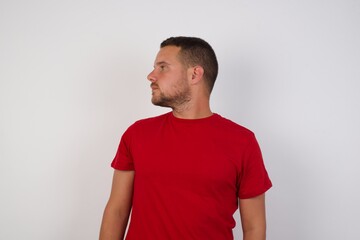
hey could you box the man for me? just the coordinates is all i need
[99,36,272,240]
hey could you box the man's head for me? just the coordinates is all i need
[148,45,191,108]
[160,36,218,94]
[147,36,218,110]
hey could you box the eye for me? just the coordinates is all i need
[159,65,166,71]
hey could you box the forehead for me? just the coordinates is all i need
[155,46,181,64]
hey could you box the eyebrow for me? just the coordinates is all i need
[154,61,170,67]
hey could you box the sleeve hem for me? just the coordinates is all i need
[238,183,272,199]
[111,162,134,171]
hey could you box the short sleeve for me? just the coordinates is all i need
[238,134,272,199]
[111,125,135,171]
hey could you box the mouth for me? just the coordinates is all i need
[150,83,159,91]
[150,84,158,96]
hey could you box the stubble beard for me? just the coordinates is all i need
[151,86,191,109]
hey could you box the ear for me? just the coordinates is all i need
[189,66,204,85]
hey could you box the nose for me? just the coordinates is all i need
[147,69,156,82]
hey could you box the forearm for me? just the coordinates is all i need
[99,205,130,240]
[243,228,266,240]
[239,194,267,240]
[100,170,134,240]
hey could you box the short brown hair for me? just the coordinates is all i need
[161,36,218,93]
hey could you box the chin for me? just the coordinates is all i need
[152,99,170,108]
[151,95,162,105]
[151,97,158,104]
[151,100,162,106]
[151,99,161,106]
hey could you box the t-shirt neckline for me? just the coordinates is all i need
[168,111,219,124]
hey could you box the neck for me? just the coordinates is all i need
[171,97,212,119]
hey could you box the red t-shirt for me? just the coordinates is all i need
[111,112,272,239]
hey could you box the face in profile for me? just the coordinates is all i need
[147,46,191,108]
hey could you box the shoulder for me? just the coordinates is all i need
[211,114,259,148]
[133,112,170,126]
[120,112,170,142]
[213,114,255,137]
[126,112,171,133]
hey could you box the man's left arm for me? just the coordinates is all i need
[239,193,267,240]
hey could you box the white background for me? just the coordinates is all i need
[1,0,359,239]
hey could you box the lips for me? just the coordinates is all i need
[150,83,159,90]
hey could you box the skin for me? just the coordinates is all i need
[240,194,267,240]
[147,46,211,119]
[99,45,267,240]
[148,47,191,109]
[99,170,134,240]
